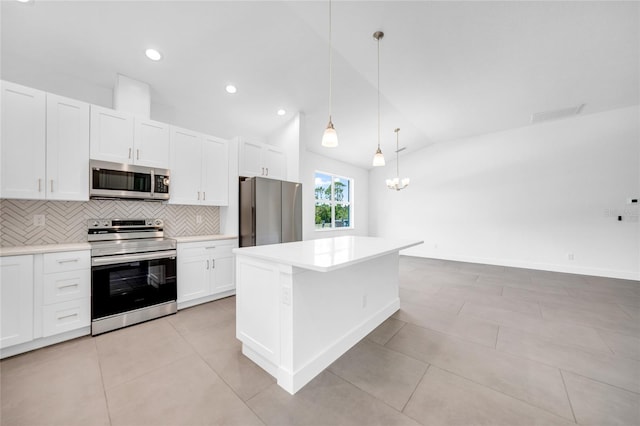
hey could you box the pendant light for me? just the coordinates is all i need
[386,128,410,190]
[372,31,385,167]
[321,0,338,148]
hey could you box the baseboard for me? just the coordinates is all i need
[1,327,90,359]
[401,250,639,281]
[177,289,236,310]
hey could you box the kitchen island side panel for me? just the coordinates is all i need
[235,251,400,394]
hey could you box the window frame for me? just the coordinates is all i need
[314,171,354,231]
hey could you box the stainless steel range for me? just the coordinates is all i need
[89,218,177,335]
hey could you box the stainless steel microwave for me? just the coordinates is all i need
[89,160,170,200]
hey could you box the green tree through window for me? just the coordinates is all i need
[314,172,352,229]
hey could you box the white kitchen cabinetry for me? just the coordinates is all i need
[46,93,90,201]
[41,251,91,337]
[90,105,169,168]
[0,249,91,359]
[0,255,34,348]
[1,81,46,200]
[169,126,229,206]
[0,81,90,201]
[177,239,237,309]
[239,139,286,180]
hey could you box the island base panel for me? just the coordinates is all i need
[236,252,401,394]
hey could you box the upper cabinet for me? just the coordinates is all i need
[169,126,229,206]
[90,105,169,169]
[1,81,89,201]
[46,93,90,201]
[239,139,286,180]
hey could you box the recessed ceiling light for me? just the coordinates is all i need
[277,109,286,116]
[16,0,33,3]
[145,48,162,61]
[225,85,237,94]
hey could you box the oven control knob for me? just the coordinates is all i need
[92,220,99,227]
[155,219,162,226]
[146,219,153,225]
[102,221,109,227]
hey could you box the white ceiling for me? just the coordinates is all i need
[2,1,638,169]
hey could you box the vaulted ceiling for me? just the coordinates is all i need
[2,1,638,169]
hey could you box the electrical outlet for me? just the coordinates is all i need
[567,253,574,261]
[33,214,45,226]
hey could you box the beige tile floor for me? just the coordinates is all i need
[1,256,639,426]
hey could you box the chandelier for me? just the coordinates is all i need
[386,128,410,190]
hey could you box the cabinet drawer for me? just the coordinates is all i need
[42,298,90,337]
[43,250,90,274]
[43,269,90,305]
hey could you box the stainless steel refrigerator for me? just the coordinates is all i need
[239,177,302,247]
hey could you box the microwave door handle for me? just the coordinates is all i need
[150,169,155,197]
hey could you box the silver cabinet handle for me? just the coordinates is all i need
[197,191,201,200]
[266,168,269,176]
[203,192,206,200]
[57,282,79,289]
[212,259,215,269]
[38,178,42,192]
[136,149,140,160]
[206,259,210,270]
[128,147,132,159]
[57,258,79,264]
[50,179,54,192]
[57,313,78,320]
[261,167,265,176]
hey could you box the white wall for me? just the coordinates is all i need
[369,106,640,280]
[267,114,301,182]
[300,149,369,241]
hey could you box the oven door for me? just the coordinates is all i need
[91,250,177,321]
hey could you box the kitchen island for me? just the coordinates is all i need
[233,236,423,394]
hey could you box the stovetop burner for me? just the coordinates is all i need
[88,218,175,256]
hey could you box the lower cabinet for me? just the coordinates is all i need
[0,250,90,358]
[177,239,237,309]
[0,255,34,348]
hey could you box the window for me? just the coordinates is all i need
[314,171,353,230]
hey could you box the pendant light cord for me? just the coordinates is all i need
[395,128,400,178]
[377,35,381,150]
[328,0,333,120]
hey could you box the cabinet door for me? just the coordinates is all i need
[177,246,210,303]
[134,119,170,168]
[0,255,34,348]
[46,94,90,201]
[89,105,134,163]
[263,145,287,180]
[212,255,235,293]
[201,135,229,206]
[238,140,263,177]
[0,81,46,200]
[169,127,202,205]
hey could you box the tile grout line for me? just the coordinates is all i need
[400,363,431,414]
[559,369,578,424]
[434,365,578,423]
[381,319,408,346]
[494,325,500,349]
[166,307,269,426]
[93,337,114,426]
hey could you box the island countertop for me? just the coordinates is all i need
[232,236,422,272]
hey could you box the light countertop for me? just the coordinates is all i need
[0,243,92,256]
[233,236,423,272]
[172,234,237,243]
[0,235,238,256]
